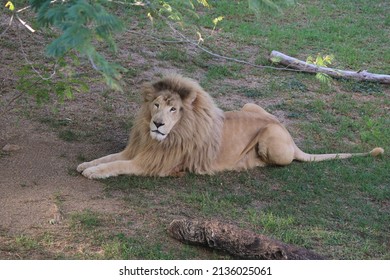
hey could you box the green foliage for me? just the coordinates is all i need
[307,54,334,86]
[29,0,126,91]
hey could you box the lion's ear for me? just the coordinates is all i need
[184,90,197,105]
[142,83,158,102]
[175,86,195,103]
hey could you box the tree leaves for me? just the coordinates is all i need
[30,0,125,91]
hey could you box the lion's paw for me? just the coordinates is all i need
[82,166,114,179]
[77,162,92,173]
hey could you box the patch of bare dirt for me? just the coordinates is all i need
[0,117,126,232]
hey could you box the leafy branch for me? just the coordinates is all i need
[29,0,127,91]
[1,0,299,100]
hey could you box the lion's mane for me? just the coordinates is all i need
[123,74,225,176]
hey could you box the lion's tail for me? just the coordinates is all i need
[293,146,384,162]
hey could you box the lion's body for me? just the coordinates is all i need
[77,74,384,179]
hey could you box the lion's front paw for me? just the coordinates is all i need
[77,162,92,173]
[81,165,115,179]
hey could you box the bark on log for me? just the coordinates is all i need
[269,50,390,84]
[168,219,325,260]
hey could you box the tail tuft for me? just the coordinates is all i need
[370,147,384,157]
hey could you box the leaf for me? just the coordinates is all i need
[196,0,210,7]
[323,54,334,65]
[196,31,204,43]
[315,73,332,85]
[212,16,224,26]
[306,54,334,67]
[270,56,282,63]
[147,12,154,22]
[162,3,173,13]
[5,1,15,11]
[316,55,324,66]
[306,55,314,64]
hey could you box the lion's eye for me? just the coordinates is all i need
[154,103,159,108]
[170,107,177,112]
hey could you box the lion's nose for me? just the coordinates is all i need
[153,121,164,128]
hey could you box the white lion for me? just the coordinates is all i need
[77,74,384,179]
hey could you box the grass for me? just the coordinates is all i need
[2,0,389,260]
[196,0,390,72]
[70,210,102,230]
[100,152,389,259]
[157,47,189,65]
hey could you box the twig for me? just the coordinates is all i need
[88,54,100,71]
[0,14,14,38]
[15,14,35,33]
[17,32,58,80]
[0,92,23,118]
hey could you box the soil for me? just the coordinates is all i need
[1,118,119,226]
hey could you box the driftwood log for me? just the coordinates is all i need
[269,50,390,84]
[168,219,324,260]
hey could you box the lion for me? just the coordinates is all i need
[77,74,384,179]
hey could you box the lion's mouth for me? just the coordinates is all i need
[151,130,165,136]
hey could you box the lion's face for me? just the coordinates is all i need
[149,92,183,141]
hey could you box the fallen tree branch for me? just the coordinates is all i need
[168,219,325,260]
[270,50,390,84]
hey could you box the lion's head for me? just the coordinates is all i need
[147,90,185,141]
[124,74,224,175]
[143,76,198,142]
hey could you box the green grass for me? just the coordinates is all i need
[194,0,390,72]
[70,210,102,230]
[103,233,182,260]
[99,153,389,259]
[157,47,189,65]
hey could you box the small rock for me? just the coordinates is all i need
[2,144,21,152]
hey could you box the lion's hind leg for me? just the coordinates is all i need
[77,152,127,173]
[256,124,295,166]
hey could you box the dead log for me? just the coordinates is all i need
[168,219,325,260]
[269,50,390,84]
